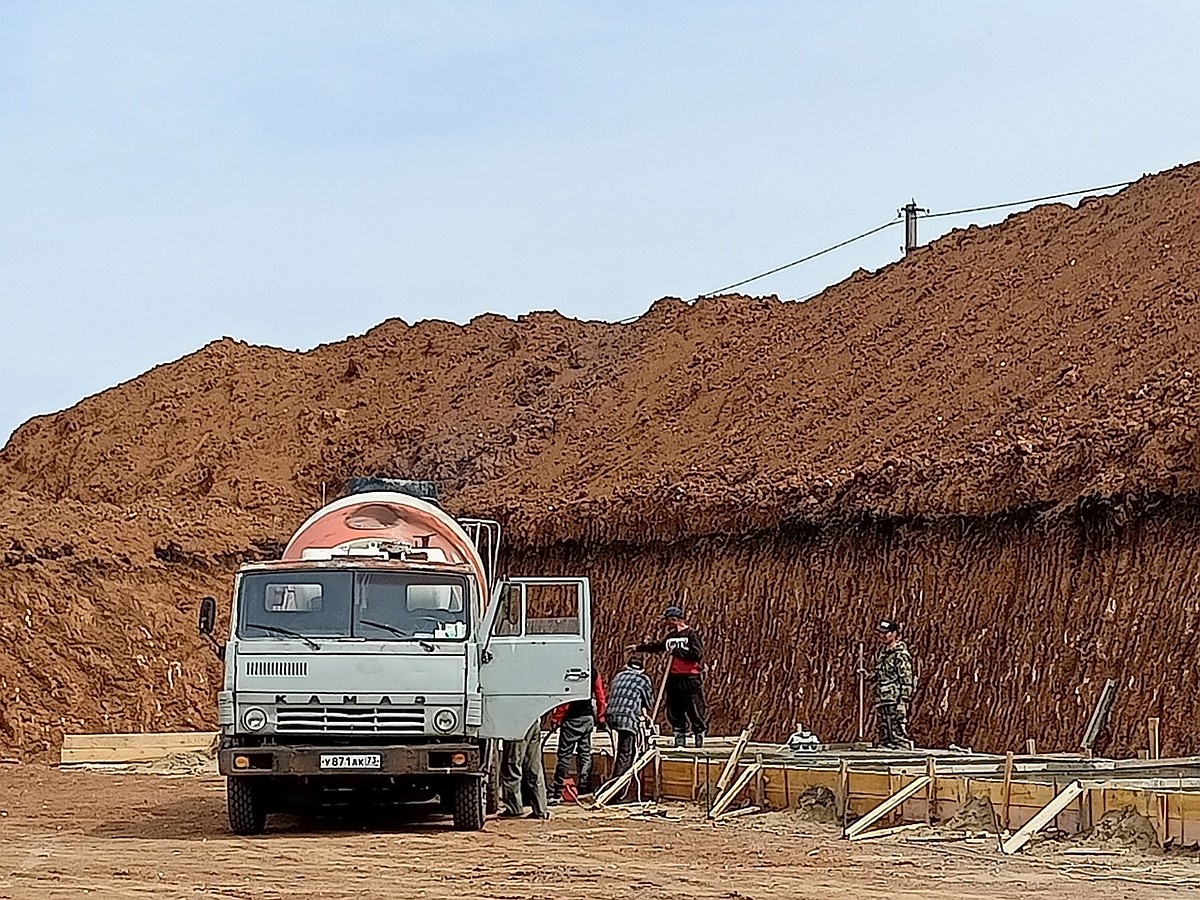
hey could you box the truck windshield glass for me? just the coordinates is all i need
[354,572,468,641]
[237,570,469,642]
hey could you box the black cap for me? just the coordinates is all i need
[628,655,646,670]
[877,619,900,634]
[663,606,684,620]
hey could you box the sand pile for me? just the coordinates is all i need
[3,162,1200,758]
[1076,806,1160,851]
[943,795,999,834]
[794,786,840,825]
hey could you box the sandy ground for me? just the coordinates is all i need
[1,766,1198,900]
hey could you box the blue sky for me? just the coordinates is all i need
[2,1,1198,442]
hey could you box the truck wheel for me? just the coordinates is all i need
[227,777,267,835]
[451,776,486,831]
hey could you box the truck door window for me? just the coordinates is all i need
[492,583,522,637]
[525,582,581,636]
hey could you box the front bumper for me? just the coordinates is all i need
[219,742,483,777]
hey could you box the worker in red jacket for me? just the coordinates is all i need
[636,605,706,747]
[548,670,607,802]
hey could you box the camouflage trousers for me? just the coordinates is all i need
[876,701,912,750]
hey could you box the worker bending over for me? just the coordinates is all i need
[606,655,654,788]
[636,606,706,748]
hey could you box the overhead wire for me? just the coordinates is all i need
[919,180,1131,220]
[700,216,901,298]
[697,178,1133,299]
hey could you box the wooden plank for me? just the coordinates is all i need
[61,747,208,764]
[1080,678,1118,752]
[592,747,658,807]
[1000,781,1084,855]
[60,732,217,764]
[715,805,761,821]
[1001,751,1015,831]
[715,719,757,792]
[62,732,217,751]
[709,764,763,819]
[848,822,927,842]
[843,775,931,839]
[925,757,937,825]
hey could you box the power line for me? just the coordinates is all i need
[700,217,901,298]
[697,178,1133,299]
[919,180,1131,220]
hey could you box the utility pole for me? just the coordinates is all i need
[901,199,928,255]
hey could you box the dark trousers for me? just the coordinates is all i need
[551,713,594,795]
[612,728,638,780]
[665,674,706,738]
[876,701,912,750]
[610,727,641,803]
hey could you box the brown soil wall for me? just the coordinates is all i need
[514,505,1200,756]
[4,505,1199,759]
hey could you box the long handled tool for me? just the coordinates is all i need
[857,642,866,741]
[648,659,671,734]
[648,586,687,737]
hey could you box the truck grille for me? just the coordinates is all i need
[275,706,425,735]
[246,660,308,677]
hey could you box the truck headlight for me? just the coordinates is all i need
[242,707,268,732]
[433,709,458,733]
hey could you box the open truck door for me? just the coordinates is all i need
[478,577,592,739]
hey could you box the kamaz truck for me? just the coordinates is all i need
[197,480,592,834]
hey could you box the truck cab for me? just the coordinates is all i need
[198,485,591,834]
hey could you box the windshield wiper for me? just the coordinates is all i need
[245,622,321,651]
[360,619,435,653]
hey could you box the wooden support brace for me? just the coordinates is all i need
[708,763,763,819]
[925,757,937,825]
[1001,751,1015,832]
[593,747,658,807]
[715,718,757,792]
[1000,780,1085,855]
[754,753,765,808]
[715,805,761,822]
[838,759,850,828]
[843,775,931,840]
[848,822,928,843]
[1080,678,1119,753]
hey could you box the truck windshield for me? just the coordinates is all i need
[237,570,470,642]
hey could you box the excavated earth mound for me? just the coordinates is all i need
[2,162,1200,758]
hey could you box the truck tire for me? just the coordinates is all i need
[451,775,486,831]
[227,777,267,835]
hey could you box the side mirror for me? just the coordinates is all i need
[198,596,217,636]
[198,596,225,660]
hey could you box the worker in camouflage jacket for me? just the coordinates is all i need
[874,619,915,750]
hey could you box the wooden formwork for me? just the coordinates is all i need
[647,748,1200,846]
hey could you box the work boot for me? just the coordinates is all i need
[673,733,687,748]
[693,733,704,749]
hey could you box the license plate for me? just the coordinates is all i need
[319,753,381,770]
